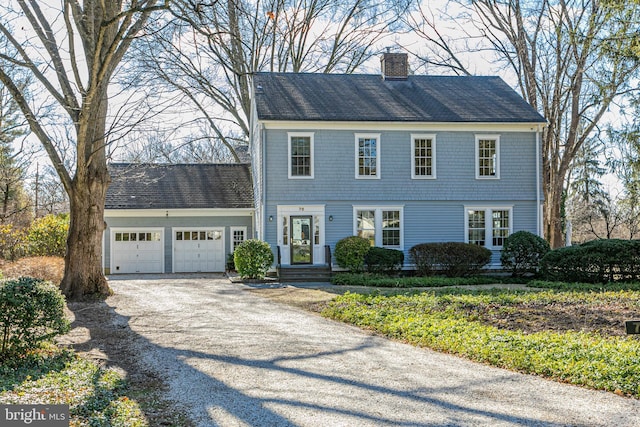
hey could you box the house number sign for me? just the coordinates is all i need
[625,320,640,335]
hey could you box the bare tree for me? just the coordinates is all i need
[125,0,410,162]
[0,1,167,299]
[404,0,640,247]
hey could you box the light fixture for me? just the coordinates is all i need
[329,215,333,222]
[268,215,273,222]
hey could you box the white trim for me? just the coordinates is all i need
[355,133,381,179]
[110,227,164,274]
[352,205,404,249]
[475,134,501,180]
[464,206,513,250]
[171,227,226,273]
[259,120,545,133]
[104,208,253,218]
[536,125,543,238]
[411,133,437,179]
[276,205,326,265]
[230,226,247,252]
[287,132,315,179]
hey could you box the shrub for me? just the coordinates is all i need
[500,231,550,277]
[0,224,25,260]
[233,239,274,279]
[0,277,70,361]
[364,247,404,274]
[540,239,640,283]
[409,242,492,277]
[334,236,372,272]
[25,214,69,257]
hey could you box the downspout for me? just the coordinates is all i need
[536,125,542,238]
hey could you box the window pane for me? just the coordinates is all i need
[492,210,510,247]
[130,233,137,241]
[357,210,376,245]
[478,139,497,176]
[176,232,182,241]
[358,137,377,177]
[192,232,199,240]
[282,216,288,245]
[382,210,400,247]
[468,210,485,246]
[414,138,433,176]
[291,136,311,176]
[115,233,122,241]
[122,233,129,242]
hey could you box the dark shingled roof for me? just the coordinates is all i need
[253,73,546,123]
[106,163,253,210]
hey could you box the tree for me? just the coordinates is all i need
[125,0,410,162]
[0,1,167,299]
[405,0,640,247]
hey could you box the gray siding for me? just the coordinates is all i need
[104,215,252,273]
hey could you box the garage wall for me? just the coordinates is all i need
[104,214,253,274]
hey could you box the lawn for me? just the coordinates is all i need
[321,286,640,398]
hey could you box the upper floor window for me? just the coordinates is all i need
[411,134,436,179]
[354,206,403,249]
[465,206,512,249]
[355,134,380,179]
[476,134,500,179]
[288,133,314,179]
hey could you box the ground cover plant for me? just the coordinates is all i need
[322,288,640,397]
[331,273,509,287]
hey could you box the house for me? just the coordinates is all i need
[103,163,253,274]
[250,53,546,269]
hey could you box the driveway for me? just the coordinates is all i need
[104,276,640,426]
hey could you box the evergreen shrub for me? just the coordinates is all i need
[364,247,404,274]
[500,231,550,277]
[410,242,492,277]
[234,239,274,279]
[334,236,371,272]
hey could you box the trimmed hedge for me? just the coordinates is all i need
[500,231,550,277]
[334,236,371,272]
[409,242,492,277]
[0,277,70,361]
[234,239,274,279]
[364,247,404,274]
[540,239,640,283]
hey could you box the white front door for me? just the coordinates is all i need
[173,228,225,272]
[111,229,163,274]
[277,205,325,266]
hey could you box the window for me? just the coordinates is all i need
[476,135,500,179]
[411,134,436,179]
[465,207,512,249]
[231,227,246,251]
[288,133,314,178]
[354,207,403,248]
[355,134,380,179]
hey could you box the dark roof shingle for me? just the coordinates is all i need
[253,73,545,123]
[106,163,253,210]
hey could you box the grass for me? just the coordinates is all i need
[322,288,640,398]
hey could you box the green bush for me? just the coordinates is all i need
[0,277,70,361]
[25,214,69,257]
[540,239,640,283]
[500,231,550,277]
[364,247,404,274]
[334,236,371,272]
[330,272,498,287]
[233,239,274,279]
[409,242,492,277]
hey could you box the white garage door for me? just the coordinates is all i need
[111,229,163,274]
[174,228,225,273]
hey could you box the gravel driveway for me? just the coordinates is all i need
[105,276,640,426]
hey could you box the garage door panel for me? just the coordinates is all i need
[111,230,163,274]
[174,228,224,273]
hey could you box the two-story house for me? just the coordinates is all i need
[250,53,546,270]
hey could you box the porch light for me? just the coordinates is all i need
[269,215,273,221]
[329,215,333,221]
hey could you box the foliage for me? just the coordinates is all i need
[540,239,640,283]
[0,256,65,284]
[24,214,69,257]
[0,345,148,426]
[409,242,492,277]
[323,290,640,397]
[364,247,404,274]
[530,280,640,292]
[500,231,550,276]
[334,236,372,272]
[0,277,69,361]
[0,224,25,260]
[234,239,274,279]
[331,273,501,288]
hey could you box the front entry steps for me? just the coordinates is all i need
[278,265,332,282]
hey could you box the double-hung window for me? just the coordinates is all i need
[288,133,314,179]
[465,207,512,249]
[354,207,403,248]
[476,134,500,179]
[355,134,380,179]
[411,134,436,179]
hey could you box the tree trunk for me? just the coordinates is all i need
[544,176,565,249]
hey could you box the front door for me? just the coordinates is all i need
[290,216,312,264]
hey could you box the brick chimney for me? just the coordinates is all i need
[380,52,408,80]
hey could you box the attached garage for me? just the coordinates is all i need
[173,228,225,272]
[111,229,163,274]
